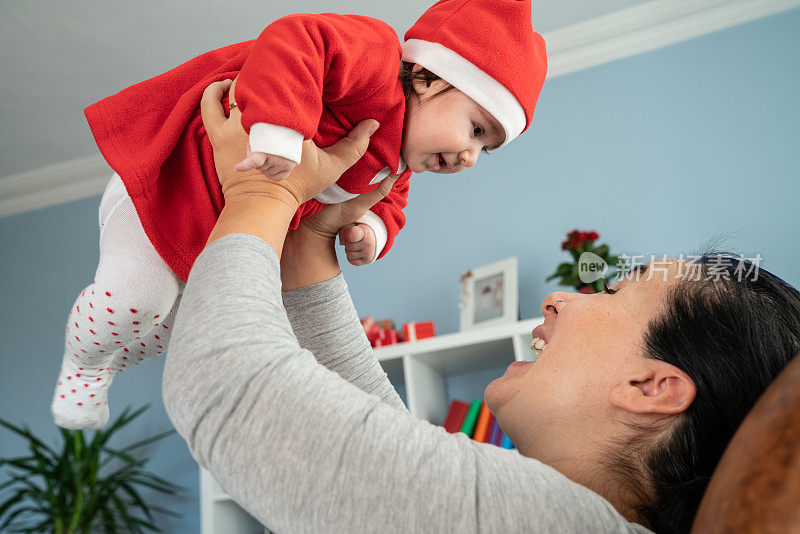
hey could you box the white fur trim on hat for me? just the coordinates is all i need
[402,39,525,149]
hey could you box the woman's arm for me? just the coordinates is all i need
[203,81,405,408]
[163,233,649,533]
[281,225,407,410]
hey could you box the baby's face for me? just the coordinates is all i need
[401,79,505,174]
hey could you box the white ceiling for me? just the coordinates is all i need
[0,0,648,178]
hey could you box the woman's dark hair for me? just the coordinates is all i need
[610,253,800,533]
[398,61,455,101]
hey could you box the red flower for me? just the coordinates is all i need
[561,230,600,251]
[576,231,598,242]
[578,285,595,294]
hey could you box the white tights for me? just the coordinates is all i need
[51,174,184,429]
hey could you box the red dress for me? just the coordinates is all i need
[85,13,412,282]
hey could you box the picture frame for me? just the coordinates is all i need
[459,257,518,332]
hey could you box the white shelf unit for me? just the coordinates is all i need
[200,468,266,534]
[200,316,545,533]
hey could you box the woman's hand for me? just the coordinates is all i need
[278,175,397,290]
[200,79,379,208]
[200,79,379,255]
[302,175,398,240]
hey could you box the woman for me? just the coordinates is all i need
[162,80,800,533]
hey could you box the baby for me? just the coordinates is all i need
[52,0,547,429]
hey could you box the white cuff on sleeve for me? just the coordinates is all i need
[357,211,388,263]
[248,123,304,165]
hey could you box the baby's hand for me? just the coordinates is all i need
[338,223,377,266]
[234,143,296,182]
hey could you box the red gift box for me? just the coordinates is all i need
[378,319,396,331]
[362,316,401,348]
[374,328,399,347]
[402,321,435,342]
[360,317,380,345]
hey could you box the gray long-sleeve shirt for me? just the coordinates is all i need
[162,234,653,533]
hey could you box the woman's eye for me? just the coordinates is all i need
[603,281,618,295]
[473,124,484,136]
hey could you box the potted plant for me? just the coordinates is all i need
[0,405,182,533]
[546,230,620,293]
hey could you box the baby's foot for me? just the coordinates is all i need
[51,352,114,430]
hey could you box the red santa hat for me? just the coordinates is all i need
[403,0,547,149]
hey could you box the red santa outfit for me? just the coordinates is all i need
[55,0,547,430]
[86,14,410,282]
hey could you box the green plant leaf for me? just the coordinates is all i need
[1,406,181,533]
[556,262,573,274]
[547,263,573,282]
[111,494,136,532]
[146,503,182,518]
[92,406,150,452]
[101,505,118,534]
[1,506,41,532]
[74,430,85,461]
[0,474,34,493]
[128,474,181,494]
[0,420,56,459]
[0,456,38,472]
[127,514,162,532]
[0,501,48,531]
[9,515,53,533]
[118,482,154,522]
[0,476,46,500]
[0,490,29,525]
[101,464,142,487]
[101,448,144,468]
[118,429,176,456]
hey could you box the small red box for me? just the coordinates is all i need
[374,329,400,347]
[361,317,381,345]
[402,321,435,342]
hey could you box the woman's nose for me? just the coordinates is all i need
[541,291,572,317]
[458,149,478,167]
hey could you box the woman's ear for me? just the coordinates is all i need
[609,360,696,416]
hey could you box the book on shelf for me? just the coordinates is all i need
[472,403,494,443]
[488,417,502,446]
[442,398,514,449]
[442,399,471,433]
[459,399,483,437]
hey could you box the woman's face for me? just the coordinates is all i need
[401,73,504,174]
[485,260,689,465]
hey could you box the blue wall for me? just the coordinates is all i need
[0,196,199,531]
[341,9,800,333]
[2,10,799,532]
